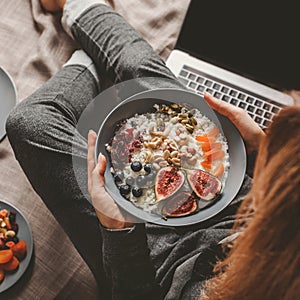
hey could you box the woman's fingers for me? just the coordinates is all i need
[204,92,242,119]
[92,153,107,188]
[97,153,107,177]
[86,131,134,229]
[203,92,265,153]
[87,130,97,193]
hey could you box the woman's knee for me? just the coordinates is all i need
[6,100,43,152]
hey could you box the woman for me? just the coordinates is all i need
[6,0,300,299]
[201,106,300,299]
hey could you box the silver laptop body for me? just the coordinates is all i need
[166,2,294,129]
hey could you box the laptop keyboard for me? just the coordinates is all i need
[178,65,284,129]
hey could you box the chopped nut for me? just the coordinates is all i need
[187,147,196,155]
[178,139,188,146]
[179,113,188,118]
[188,156,197,165]
[163,150,170,159]
[170,151,179,158]
[145,151,152,163]
[190,117,198,126]
[185,124,194,133]
[150,131,166,138]
[153,163,161,170]
[159,160,168,167]
[170,103,180,111]
[174,136,180,143]
[170,116,179,124]
[153,157,164,163]
[170,157,181,166]
[179,133,187,140]
[5,230,15,238]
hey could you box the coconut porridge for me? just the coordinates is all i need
[105,103,230,217]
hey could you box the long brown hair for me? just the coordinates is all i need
[201,106,300,300]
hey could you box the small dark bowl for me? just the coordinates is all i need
[95,88,246,226]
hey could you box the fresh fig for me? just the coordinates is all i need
[187,169,222,201]
[162,192,198,217]
[155,167,185,201]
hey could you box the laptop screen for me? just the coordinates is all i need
[176,1,300,90]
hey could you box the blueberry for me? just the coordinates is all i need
[9,211,16,224]
[146,172,156,184]
[143,164,152,174]
[125,176,135,186]
[114,171,124,183]
[11,223,19,234]
[119,184,131,196]
[131,161,142,172]
[11,236,19,244]
[136,175,147,187]
[132,186,143,197]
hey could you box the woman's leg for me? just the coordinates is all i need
[61,0,183,90]
[6,0,183,294]
[6,58,112,293]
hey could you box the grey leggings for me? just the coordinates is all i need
[6,4,183,294]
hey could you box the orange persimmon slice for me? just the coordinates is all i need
[0,250,13,264]
[201,160,212,170]
[213,162,225,177]
[207,126,220,138]
[202,142,222,152]
[196,135,209,143]
[196,135,216,143]
[2,256,19,272]
[204,149,225,161]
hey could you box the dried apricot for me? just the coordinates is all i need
[5,241,15,249]
[0,249,13,264]
[0,210,8,219]
[12,240,27,261]
[2,256,19,272]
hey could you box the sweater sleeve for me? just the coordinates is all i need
[100,223,163,300]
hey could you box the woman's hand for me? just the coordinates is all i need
[87,130,134,229]
[204,93,265,153]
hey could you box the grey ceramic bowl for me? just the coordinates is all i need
[0,200,33,293]
[96,88,246,226]
[0,67,17,141]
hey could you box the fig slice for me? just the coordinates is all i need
[187,169,222,201]
[155,166,185,202]
[162,192,198,218]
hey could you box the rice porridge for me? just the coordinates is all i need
[106,103,230,217]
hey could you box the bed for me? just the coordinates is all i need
[0,0,299,298]
[0,0,189,298]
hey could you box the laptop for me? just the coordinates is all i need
[166,1,297,129]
